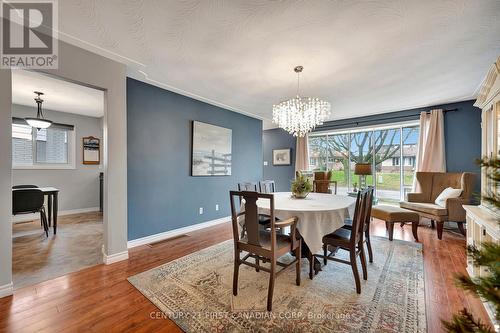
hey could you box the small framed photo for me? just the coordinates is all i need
[273,148,291,166]
[82,136,100,165]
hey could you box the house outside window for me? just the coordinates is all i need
[308,122,419,204]
[12,122,76,169]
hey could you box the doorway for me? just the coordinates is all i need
[11,70,106,289]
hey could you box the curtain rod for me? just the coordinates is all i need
[317,108,458,129]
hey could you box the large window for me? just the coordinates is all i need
[12,123,75,169]
[308,123,419,204]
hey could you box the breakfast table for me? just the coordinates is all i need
[255,192,356,276]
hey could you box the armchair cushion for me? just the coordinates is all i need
[407,192,430,203]
[430,173,464,201]
[400,201,448,216]
[434,187,462,207]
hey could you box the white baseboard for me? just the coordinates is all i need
[127,216,231,249]
[0,282,13,298]
[13,207,100,223]
[102,248,129,265]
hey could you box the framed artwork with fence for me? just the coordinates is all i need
[191,121,232,176]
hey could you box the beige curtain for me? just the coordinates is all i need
[413,109,446,191]
[295,135,309,175]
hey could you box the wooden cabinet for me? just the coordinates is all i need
[464,205,499,326]
[468,55,500,328]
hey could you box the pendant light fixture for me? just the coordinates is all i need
[25,91,52,129]
[272,66,331,137]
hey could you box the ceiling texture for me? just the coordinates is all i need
[57,0,500,128]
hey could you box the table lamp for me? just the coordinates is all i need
[354,163,372,189]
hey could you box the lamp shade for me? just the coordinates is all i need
[354,163,372,175]
[25,117,52,129]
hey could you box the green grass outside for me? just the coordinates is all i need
[328,170,414,190]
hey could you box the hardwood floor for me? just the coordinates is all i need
[0,218,491,333]
[13,212,103,289]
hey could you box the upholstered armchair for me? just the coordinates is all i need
[400,172,474,239]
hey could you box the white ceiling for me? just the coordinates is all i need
[56,0,500,128]
[11,70,104,117]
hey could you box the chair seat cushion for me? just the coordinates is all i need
[322,228,351,247]
[342,218,353,229]
[258,214,280,225]
[399,201,448,216]
[241,231,291,251]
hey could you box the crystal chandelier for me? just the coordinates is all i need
[272,66,331,137]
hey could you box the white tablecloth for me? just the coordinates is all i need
[255,192,356,254]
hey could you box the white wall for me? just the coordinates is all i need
[12,104,103,212]
[39,40,128,262]
[0,39,128,296]
[0,69,13,296]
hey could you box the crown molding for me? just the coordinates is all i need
[474,55,500,108]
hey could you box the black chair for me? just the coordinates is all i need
[342,186,375,263]
[13,185,39,189]
[12,188,49,237]
[259,180,276,194]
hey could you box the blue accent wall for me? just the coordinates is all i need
[442,101,481,174]
[262,128,296,191]
[127,78,262,241]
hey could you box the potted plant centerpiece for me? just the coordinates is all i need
[291,174,312,199]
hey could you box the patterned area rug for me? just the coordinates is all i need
[128,236,425,332]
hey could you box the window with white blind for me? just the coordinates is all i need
[12,122,75,169]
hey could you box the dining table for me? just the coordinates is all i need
[255,191,356,277]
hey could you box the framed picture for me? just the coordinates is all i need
[273,148,291,165]
[82,136,100,165]
[191,121,232,176]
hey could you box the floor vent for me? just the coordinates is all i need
[147,234,189,247]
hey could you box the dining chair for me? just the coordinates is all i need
[312,171,337,194]
[237,182,258,192]
[238,182,276,232]
[230,190,301,311]
[13,185,45,228]
[319,188,370,294]
[259,180,276,194]
[12,188,49,237]
[342,186,375,263]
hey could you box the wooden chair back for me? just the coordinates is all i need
[230,190,277,250]
[313,171,337,194]
[259,180,275,194]
[349,189,369,245]
[237,182,258,192]
[362,186,374,231]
